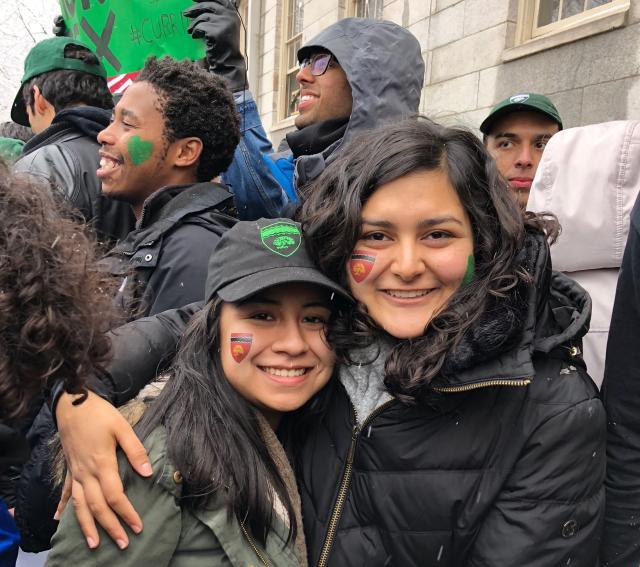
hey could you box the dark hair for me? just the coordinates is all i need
[136,56,240,181]
[137,299,302,547]
[0,162,115,421]
[299,117,558,404]
[0,122,33,143]
[22,44,113,114]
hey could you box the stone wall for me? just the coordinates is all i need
[248,0,640,145]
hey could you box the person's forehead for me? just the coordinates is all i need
[489,110,560,137]
[117,81,163,122]
[239,283,332,305]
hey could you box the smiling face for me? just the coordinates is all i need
[219,283,335,426]
[96,81,200,217]
[484,110,560,208]
[348,169,474,339]
[294,51,353,130]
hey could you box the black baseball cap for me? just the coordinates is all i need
[480,93,563,135]
[12,37,107,126]
[205,218,352,303]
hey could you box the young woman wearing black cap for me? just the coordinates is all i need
[46,219,350,567]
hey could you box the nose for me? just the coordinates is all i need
[391,240,425,281]
[271,317,309,357]
[514,145,533,169]
[97,122,115,146]
[295,63,315,85]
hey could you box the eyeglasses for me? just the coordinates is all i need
[299,53,334,76]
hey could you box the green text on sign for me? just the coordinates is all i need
[59,0,205,77]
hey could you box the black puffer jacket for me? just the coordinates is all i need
[13,107,135,245]
[297,232,605,566]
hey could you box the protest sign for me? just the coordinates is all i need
[59,0,205,93]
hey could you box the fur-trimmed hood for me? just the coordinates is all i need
[434,229,591,390]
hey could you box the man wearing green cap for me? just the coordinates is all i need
[480,93,562,209]
[12,36,134,245]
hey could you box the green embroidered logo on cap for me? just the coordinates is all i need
[260,221,302,257]
[510,93,530,103]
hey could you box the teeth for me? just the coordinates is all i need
[300,95,315,102]
[100,157,119,169]
[386,289,431,298]
[263,367,307,377]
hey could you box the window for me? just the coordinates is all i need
[280,0,304,120]
[533,0,623,36]
[348,0,383,18]
[506,0,629,60]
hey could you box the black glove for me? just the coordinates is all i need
[52,15,68,37]
[184,0,248,92]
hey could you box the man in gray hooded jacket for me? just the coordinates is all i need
[184,3,424,208]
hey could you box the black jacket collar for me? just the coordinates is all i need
[22,106,110,155]
[432,230,591,390]
[112,182,234,255]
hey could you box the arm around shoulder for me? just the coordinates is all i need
[46,428,181,567]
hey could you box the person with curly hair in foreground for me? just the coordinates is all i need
[0,160,115,564]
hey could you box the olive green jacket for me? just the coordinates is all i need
[46,426,302,567]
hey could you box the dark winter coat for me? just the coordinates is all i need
[297,231,605,566]
[100,182,236,320]
[601,194,640,566]
[13,107,135,245]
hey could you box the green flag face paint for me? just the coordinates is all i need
[230,333,252,363]
[128,135,154,166]
[349,250,376,283]
[462,255,475,287]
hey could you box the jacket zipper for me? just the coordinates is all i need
[431,377,532,393]
[316,399,396,567]
[315,377,530,565]
[240,522,272,567]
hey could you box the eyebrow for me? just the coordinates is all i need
[493,132,553,142]
[362,216,464,228]
[120,108,139,121]
[239,297,331,309]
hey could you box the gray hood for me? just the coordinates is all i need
[294,18,424,185]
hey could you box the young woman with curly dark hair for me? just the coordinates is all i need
[0,162,114,424]
[0,161,114,565]
[54,119,605,566]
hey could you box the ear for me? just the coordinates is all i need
[32,86,52,116]
[172,137,203,169]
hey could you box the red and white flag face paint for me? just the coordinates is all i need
[107,72,139,95]
[349,250,377,283]
[230,333,253,363]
